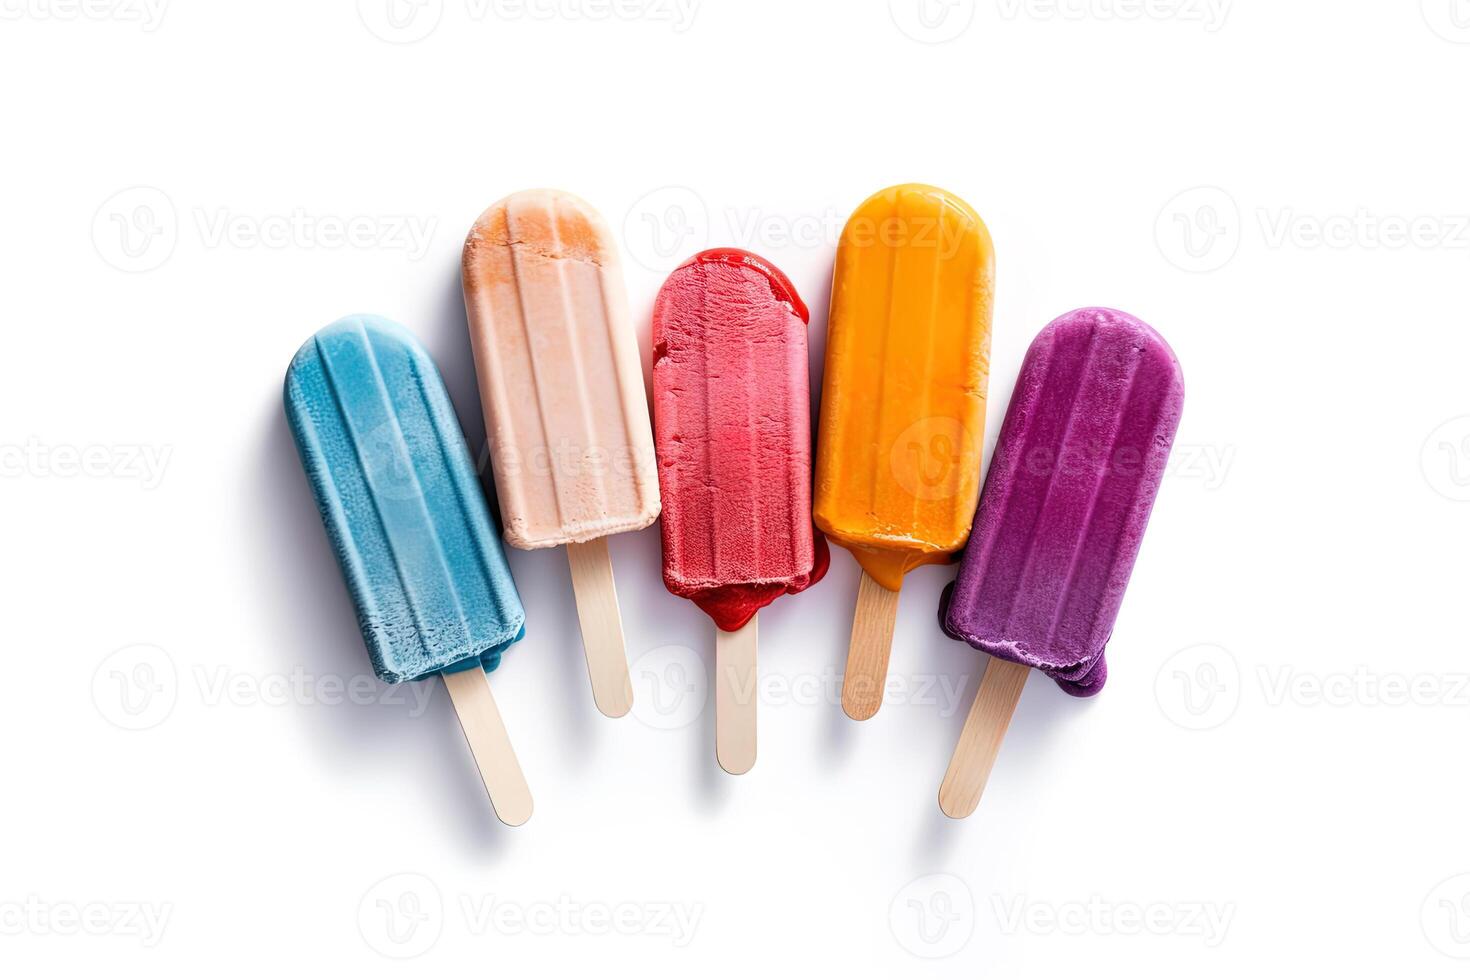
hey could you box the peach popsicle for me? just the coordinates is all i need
[462,189,660,718]
[813,184,994,721]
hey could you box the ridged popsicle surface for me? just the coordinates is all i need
[462,189,660,549]
[285,314,525,683]
[652,249,828,631]
[941,307,1184,696]
[814,184,994,590]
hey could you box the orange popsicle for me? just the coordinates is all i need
[814,184,994,720]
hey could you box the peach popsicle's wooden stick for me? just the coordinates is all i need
[566,537,634,718]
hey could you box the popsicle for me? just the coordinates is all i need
[651,248,829,774]
[937,307,1185,818]
[813,184,995,721]
[462,189,660,718]
[284,314,533,826]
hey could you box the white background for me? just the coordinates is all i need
[3,0,1469,976]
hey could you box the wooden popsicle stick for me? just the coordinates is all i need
[715,615,758,775]
[565,537,634,718]
[442,667,534,827]
[938,658,1030,819]
[841,572,902,721]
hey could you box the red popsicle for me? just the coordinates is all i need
[651,248,828,773]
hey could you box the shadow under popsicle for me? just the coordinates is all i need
[424,264,603,754]
[253,396,513,855]
[820,558,864,761]
[694,643,735,810]
[911,639,1086,864]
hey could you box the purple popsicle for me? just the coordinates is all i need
[937,307,1183,817]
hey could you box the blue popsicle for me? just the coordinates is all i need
[285,314,534,825]
[284,314,525,683]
